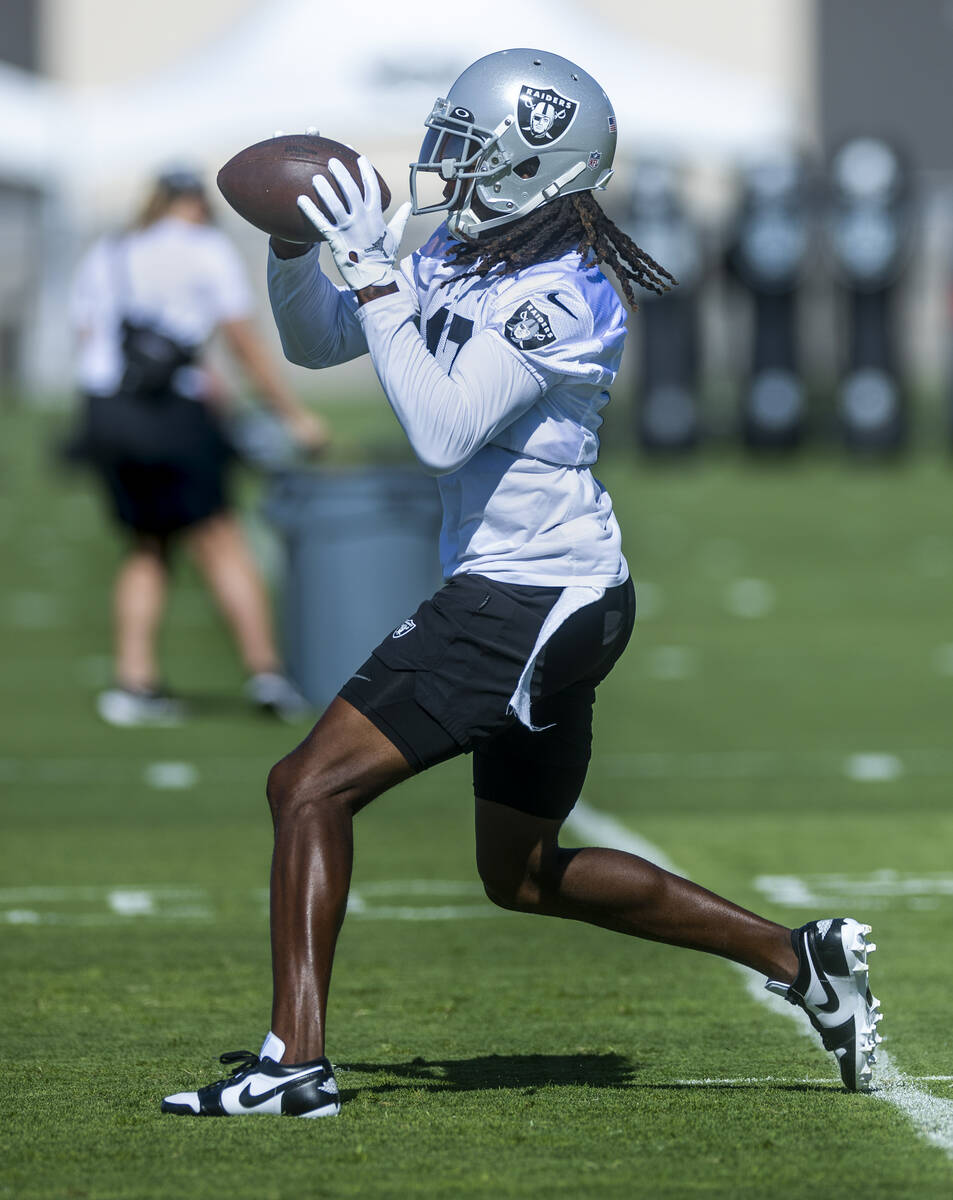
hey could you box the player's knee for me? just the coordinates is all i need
[478,853,548,913]
[266,755,297,820]
[266,750,376,825]
[265,755,333,823]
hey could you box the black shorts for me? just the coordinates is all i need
[98,454,230,538]
[81,391,232,536]
[339,573,635,821]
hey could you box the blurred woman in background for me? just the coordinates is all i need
[70,167,326,726]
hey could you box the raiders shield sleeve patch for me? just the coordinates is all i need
[503,300,557,351]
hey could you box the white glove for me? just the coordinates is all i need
[297,156,411,291]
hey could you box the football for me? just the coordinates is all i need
[216,134,392,244]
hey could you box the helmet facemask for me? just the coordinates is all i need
[409,101,506,224]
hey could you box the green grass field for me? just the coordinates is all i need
[3,400,953,1198]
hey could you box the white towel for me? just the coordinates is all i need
[507,584,605,731]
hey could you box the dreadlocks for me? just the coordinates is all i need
[443,192,677,309]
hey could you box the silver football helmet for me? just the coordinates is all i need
[410,48,617,239]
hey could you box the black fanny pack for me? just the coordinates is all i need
[119,317,196,398]
[111,236,198,398]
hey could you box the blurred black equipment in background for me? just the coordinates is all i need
[727,155,811,450]
[826,137,911,454]
[627,161,703,454]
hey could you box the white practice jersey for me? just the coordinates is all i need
[71,216,254,398]
[268,223,629,589]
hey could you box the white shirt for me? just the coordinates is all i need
[70,216,254,397]
[267,223,629,590]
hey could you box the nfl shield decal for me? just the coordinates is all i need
[504,300,557,351]
[517,85,578,147]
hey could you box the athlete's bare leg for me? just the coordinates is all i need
[186,512,281,676]
[113,536,168,691]
[265,697,414,1062]
[474,798,798,982]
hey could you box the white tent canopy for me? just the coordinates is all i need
[4,0,795,197]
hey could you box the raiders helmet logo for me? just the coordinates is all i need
[517,85,578,147]
[504,300,556,350]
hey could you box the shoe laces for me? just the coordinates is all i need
[215,1050,262,1082]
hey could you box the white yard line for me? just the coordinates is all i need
[564,799,678,873]
[869,1052,953,1158]
[564,799,953,1162]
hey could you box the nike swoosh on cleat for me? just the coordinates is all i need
[811,969,842,1014]
[238,1073,329,1108]
[803,928,843,1014]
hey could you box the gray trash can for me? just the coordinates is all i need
[263,466,443,706]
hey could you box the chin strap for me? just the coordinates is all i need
[451,160,591,239]
[539,160,588,201]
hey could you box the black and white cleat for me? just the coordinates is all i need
[162,1049,340,1118]
[766,917,882,1091]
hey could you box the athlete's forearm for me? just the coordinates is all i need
[357,292,542,475]
[267,245,367,368]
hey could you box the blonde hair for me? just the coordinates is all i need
[132,175,211,230]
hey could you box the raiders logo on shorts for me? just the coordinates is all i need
[504,300,556,350]
[517,85,578,147]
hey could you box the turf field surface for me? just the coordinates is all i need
[3,403,953,1198]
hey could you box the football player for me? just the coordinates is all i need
[162,48,880,1118]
